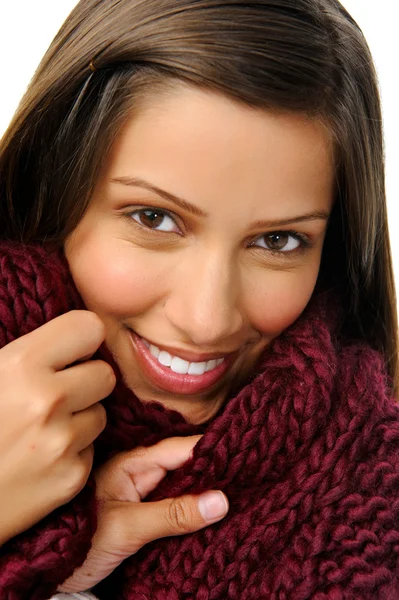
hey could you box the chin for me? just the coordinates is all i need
[137,385,227,424]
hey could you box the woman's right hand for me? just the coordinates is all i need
[0,310,115,546]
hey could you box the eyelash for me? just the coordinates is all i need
[125,206,313,257]
[127,206,182,234]
[249,231,312,258]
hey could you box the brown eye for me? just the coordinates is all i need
[139,210,164,228]
[252,231,303,252]
[265,233,290,250]
[130,209,179,232]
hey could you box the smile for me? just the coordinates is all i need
[129,331,235,395]
[143,340,225,375]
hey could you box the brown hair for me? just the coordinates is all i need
[0,0,397,390]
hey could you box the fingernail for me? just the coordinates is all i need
[198,491,229,522]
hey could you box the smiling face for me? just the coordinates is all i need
[64,85,335,424]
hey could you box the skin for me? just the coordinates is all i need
[65,84,335,425]
[62,86,336,591]
[1,85,336,590]
[0,311,113,546]
[59,435,229,592]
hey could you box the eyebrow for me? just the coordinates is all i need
[110,176,207,217]
[110,176,330,228]
[249,211,330,229]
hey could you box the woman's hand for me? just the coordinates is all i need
[59,436,229,592]
[0,310,115,546]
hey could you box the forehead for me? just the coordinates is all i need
[102,86,335,217]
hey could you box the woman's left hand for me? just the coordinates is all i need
[58,435,229,592]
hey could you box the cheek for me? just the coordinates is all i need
[246,268,319,337]
[67,238,170,317]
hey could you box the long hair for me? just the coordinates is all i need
[0,0,397,390]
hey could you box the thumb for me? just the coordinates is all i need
[59,492,229,592]
[114,491,229,552]
[147,491,229,539]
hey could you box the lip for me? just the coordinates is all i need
[136,335,233,363]
[129,331,237,395]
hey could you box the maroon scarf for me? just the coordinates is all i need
[1,241,399,600]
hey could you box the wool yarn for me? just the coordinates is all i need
[0,241,399,600]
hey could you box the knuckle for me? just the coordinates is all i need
[167,498,192,533]
[66,311,105,349]
[130,445,148,460]
[27,396,50,422]
[80,444,95,471]
[29,387,66,422]
[62,460,91,501]
[0,342,32,375]
[94,402,107,432]
[103,361,116,390]
[82,311,105,340]
[49,429,74,461]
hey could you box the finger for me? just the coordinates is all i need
[58,491,228,593]
[70,403,107,452]
[56,359,116,412]
[48,445,95,510]
[79,443,94,472]
[141,435,202,470]
[109,491,229,553]
[131,435,202,499]
[96,436,202,501]
[11,311,105,371]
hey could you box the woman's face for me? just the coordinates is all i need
[65,85,335,424]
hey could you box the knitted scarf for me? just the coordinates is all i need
[1,241,399,600]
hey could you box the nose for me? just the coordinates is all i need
[163,248,244,347]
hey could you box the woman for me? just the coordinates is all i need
[0,0,398,598]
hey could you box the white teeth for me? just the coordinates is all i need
[149,344,160,359]
[170,356,190,374]
[205,359,217,372]
[188,361,207,375]
[142,338,225,376]
[158,350,172,367]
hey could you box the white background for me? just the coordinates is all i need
[0,1,398,296]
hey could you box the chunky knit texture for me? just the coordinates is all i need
[0,241,399,600]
